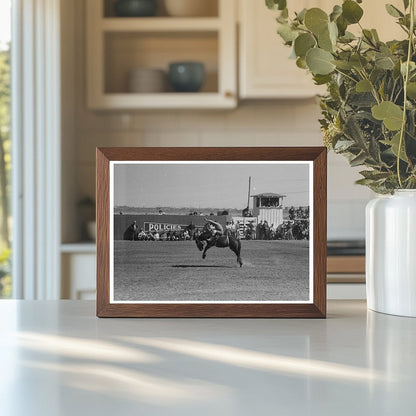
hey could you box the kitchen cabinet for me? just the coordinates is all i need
[86,0,237,109]
[238,0,324,99]
[61,245,96,300]
[238,0,404,99]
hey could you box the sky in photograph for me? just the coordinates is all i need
[114,162,310,209]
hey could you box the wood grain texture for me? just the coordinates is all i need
[96,147,327,318]
[327,256,365,274]
[96,148,110,317]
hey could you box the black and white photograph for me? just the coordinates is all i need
[110,161,313,303]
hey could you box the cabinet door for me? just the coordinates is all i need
[239,0,325,99]
[62,253,96,300]
[239,0,404,99]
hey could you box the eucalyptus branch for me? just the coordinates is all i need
[398,23,410,35]
[358,69,381,104]
[267,0,416,193]
[393,85,404,103]
[334,68,358,84]
[397,0,415,188]
[390,79,398,101]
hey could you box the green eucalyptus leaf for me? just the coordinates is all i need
[407,82,416,99]
[277,23,298,43]
[356,79,372,92]
[266,0,287,11]
[306,48,335,75]
[342,0,364,24]
[276,14,287,24]
[296,8,307,23]
[313,74,332,85]
[369,136,382,163]
[330,5,342,22]
[278,0,287,10]
[378,78,386,100]
[371,29,380,42]
[350,151,367,167]
[401,61,416,76]
[343,114,367,147]
[333,60,353,70]
[399,14,411,29]
[363,29,376,46]
[385,4,404,18]
[370,67,385,85]
[265,0,276,10]
[339,31,356,43]
[294,33,316,58]
[360,170,391,180]
[393,60,402,79]
[296,57,308,69]
[318,27,334,52]
[350,54,368,70]
[381,132,409,162]
[372,101,404,130]
[336,15,348,36]
[403,0,410,9]
[328,21,338,44]
[349,92,377,107]
[408,109,416,137]
[375,55,395,70]
[304,8,329,35]
[355,178,378,186]
[334,139,355,151]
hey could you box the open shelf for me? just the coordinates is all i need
[87,0,236,109]
[90,92,234,109]
[61,243,96,254]
[103,0,219,18]
[104,31,218,94]
[101,17,221,32]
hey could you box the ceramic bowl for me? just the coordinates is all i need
[114,0,158,17]
[128,68,167,93]
[168,62,205,92]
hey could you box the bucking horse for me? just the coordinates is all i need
[195,226,243,267]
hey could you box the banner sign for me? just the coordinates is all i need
[144,222,183,232]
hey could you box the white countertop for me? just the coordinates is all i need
[0,300,415,415]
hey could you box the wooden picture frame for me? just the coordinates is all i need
[96,147,327,318]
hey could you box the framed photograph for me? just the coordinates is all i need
[96,147,327,318]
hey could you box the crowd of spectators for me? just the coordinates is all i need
[240,219,309,241]
[123,206,310,241]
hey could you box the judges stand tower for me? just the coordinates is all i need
[251,193,286,227]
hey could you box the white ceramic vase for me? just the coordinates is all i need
[366,190,416,317]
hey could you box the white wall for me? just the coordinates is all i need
[62,0,374,243]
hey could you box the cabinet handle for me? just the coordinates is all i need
[225,91,234,99]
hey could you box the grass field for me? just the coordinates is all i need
[113,240,310,302]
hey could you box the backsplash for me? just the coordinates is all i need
[62,0,374,242]
[73,101,374,241]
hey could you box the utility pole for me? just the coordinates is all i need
[247,176,251,209]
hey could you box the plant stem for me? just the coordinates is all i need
[397,0,415,188]
[334,68,358,84]
[358,69,381,104]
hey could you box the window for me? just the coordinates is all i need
[0,0,11,298]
